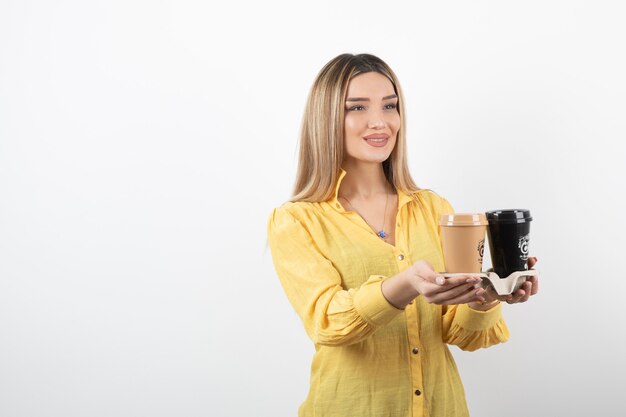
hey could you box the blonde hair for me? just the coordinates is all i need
[291,53,420,202]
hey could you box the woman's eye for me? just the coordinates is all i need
[347,105,366,111]
[384,103,398,110]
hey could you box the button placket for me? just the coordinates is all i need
[404,279,423,416]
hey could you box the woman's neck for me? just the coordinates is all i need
[339,161,392,200]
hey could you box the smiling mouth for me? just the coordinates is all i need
[363,135,389,147]
[363,134,389,139]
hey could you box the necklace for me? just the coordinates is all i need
[340,187,390,239]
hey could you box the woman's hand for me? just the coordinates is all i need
[472,256,540,309]
[405,260,486,305]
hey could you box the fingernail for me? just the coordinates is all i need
[435,276,445,285]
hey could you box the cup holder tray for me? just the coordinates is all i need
[442,269,538,296]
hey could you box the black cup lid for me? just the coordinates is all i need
[485,209,532,224]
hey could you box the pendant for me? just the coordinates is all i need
[377,230,387,239]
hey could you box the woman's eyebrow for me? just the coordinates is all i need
[346,94,398,102]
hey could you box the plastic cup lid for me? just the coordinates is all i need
[439,213,488,226]
[485,209,532,224]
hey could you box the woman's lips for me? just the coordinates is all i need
[363,134,389,147]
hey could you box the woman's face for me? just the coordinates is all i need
[343,71,400,166]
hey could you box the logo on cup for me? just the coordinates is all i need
[518,234,529,261]
[477,239,484,261]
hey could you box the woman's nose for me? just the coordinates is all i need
[367,115,385,129]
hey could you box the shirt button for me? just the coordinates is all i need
[412,347,419,354]
[397,254,404,261]
[414,389,421,396]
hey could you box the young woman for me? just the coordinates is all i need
[267,53,539,417]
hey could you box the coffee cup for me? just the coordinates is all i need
[485,209,532,278]
[439,213,487,273]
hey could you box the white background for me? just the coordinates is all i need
[1,1,625,416]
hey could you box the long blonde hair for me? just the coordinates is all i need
[291,53,420,202]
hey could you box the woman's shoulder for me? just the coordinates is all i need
[269,200,321,216]
[405,188,455,215]
[267,200,324,230]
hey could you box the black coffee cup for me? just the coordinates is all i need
[485,209,532,279]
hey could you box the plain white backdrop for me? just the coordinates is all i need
[1,1,625,416]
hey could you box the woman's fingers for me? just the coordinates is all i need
[529,275,539,295]
[507,279,538,305]
[508,290,525,304]
[437,275,481,287]
[507,282,532,304]
[500,265,540,305]
[527,257,539,295]
[412,257,541,306]
[417,273,478,292]
[481,286,499,304]
[424,281,483,305]
[519,281,532,302]
[445,287,485,305]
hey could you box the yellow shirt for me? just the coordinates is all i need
[267,169,509,417]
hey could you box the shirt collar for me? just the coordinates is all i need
[327,169,348,212]
[327,168,413,213]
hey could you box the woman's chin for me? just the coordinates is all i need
[344,153,393,165]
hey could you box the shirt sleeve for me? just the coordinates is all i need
[435,196,510,351]
[267,205,404,347]
[441,303,510,351]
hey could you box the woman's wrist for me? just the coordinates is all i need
[381,267,420,309]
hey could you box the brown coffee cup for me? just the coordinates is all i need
[439,213,488,273]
